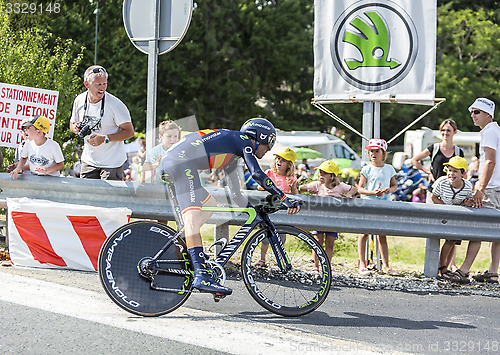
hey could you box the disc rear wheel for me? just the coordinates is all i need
[98,221,192,317]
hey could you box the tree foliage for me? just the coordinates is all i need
[0,0,83,168]
[2,0,500,153]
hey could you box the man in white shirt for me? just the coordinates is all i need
[446,98,500,284]
[70,65,135,180]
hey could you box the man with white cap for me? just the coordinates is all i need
[447,97,500,284]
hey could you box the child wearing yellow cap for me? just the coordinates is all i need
[255,148,298,267]
[10,115,64,179]
[299,160,357,273]
[431,156,476,281]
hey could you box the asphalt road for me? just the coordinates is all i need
[1,266,499,354]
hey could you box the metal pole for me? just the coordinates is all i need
[374,101,380,139]
[145,0,160,183]
[94,1,99,65]
[362,101,374,162]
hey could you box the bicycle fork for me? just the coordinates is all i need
[266,225,292,272]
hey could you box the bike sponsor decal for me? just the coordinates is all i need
[244,232,282,310]
[215,226,253,264]
[297,233,329,308]
[104,228,140,308]
[179,252,191,294]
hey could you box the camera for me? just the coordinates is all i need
[77,116,94,139]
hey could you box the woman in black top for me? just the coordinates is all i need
[410,119,464,187]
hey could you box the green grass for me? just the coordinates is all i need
[200,226,493,274]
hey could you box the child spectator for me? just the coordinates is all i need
[10,115,64,179]
[299,160,357,273]
[412,183,428,203]
[357,139,398,275]
[255,148,298,267]
[431,156,475,279]
[7,118,31,174]
[141,120,181,183]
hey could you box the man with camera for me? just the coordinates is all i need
[70,65,135,180]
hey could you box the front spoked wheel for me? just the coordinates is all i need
[241,225,332,317]
[98,221,192,317]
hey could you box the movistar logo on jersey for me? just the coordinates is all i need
[240,134,249,140]
[185,169,194,179]
[330,1,418,91]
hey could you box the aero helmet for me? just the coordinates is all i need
[240,118,276,149]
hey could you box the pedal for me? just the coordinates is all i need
[213,293,227,302]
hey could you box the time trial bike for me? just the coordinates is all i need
[98,187,332,317]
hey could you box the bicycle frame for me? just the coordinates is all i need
[151,182,292,273]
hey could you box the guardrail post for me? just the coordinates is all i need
[214,222,230,256]
[424,238,440,277]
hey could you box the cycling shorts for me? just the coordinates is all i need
[162,161,211,214]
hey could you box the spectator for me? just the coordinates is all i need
[8,118,30,173]
[410,119,464,269]
[10,115,64,179]
[411,182,428,203]
[467,156,480,186]
[255,147,298,267]
[299,160,357,273]
[70,65,135,180]
[136,137,147,164]
[411,119,464,191]
[431,156,475,279]
[141,120,181,183]
[447,98,500,284]
[357,139,398,276]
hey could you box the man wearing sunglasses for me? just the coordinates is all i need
[70,65,135,180]
[447,98,500,284]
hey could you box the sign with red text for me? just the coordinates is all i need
[0,83,59,148]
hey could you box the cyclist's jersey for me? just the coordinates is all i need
[159,129,284,213]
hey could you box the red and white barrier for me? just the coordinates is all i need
[7,198,131,271]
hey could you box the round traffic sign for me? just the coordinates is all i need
[123,0,193,55]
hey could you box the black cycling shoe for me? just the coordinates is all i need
[188,246,232,295]
[192,270,232,295]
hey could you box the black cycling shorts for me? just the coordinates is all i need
[162,160,211,214]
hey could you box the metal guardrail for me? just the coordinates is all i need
[1,173,500,276]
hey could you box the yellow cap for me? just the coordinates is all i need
[22,115,50,134]
[444,156,468,172]
[315,160,340,175]
[274,148,297,163]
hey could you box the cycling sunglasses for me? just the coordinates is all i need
[471,109,482,115]
[92,66,107,74]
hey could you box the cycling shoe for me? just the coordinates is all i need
[192,270,232,295]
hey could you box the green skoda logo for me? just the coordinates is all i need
[331,1,418,91]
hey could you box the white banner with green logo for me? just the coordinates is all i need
[314,0,436,105]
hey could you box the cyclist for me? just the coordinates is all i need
[159,118,300,295]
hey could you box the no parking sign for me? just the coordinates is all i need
[0,83,59,148]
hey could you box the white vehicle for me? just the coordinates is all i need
[393,127,480,170]
[260,130,362,169]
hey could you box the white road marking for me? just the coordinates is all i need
[0,272,381,354]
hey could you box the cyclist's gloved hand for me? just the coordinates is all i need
[281,196,300,209]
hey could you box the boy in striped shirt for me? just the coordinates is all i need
[431,156,475,279]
